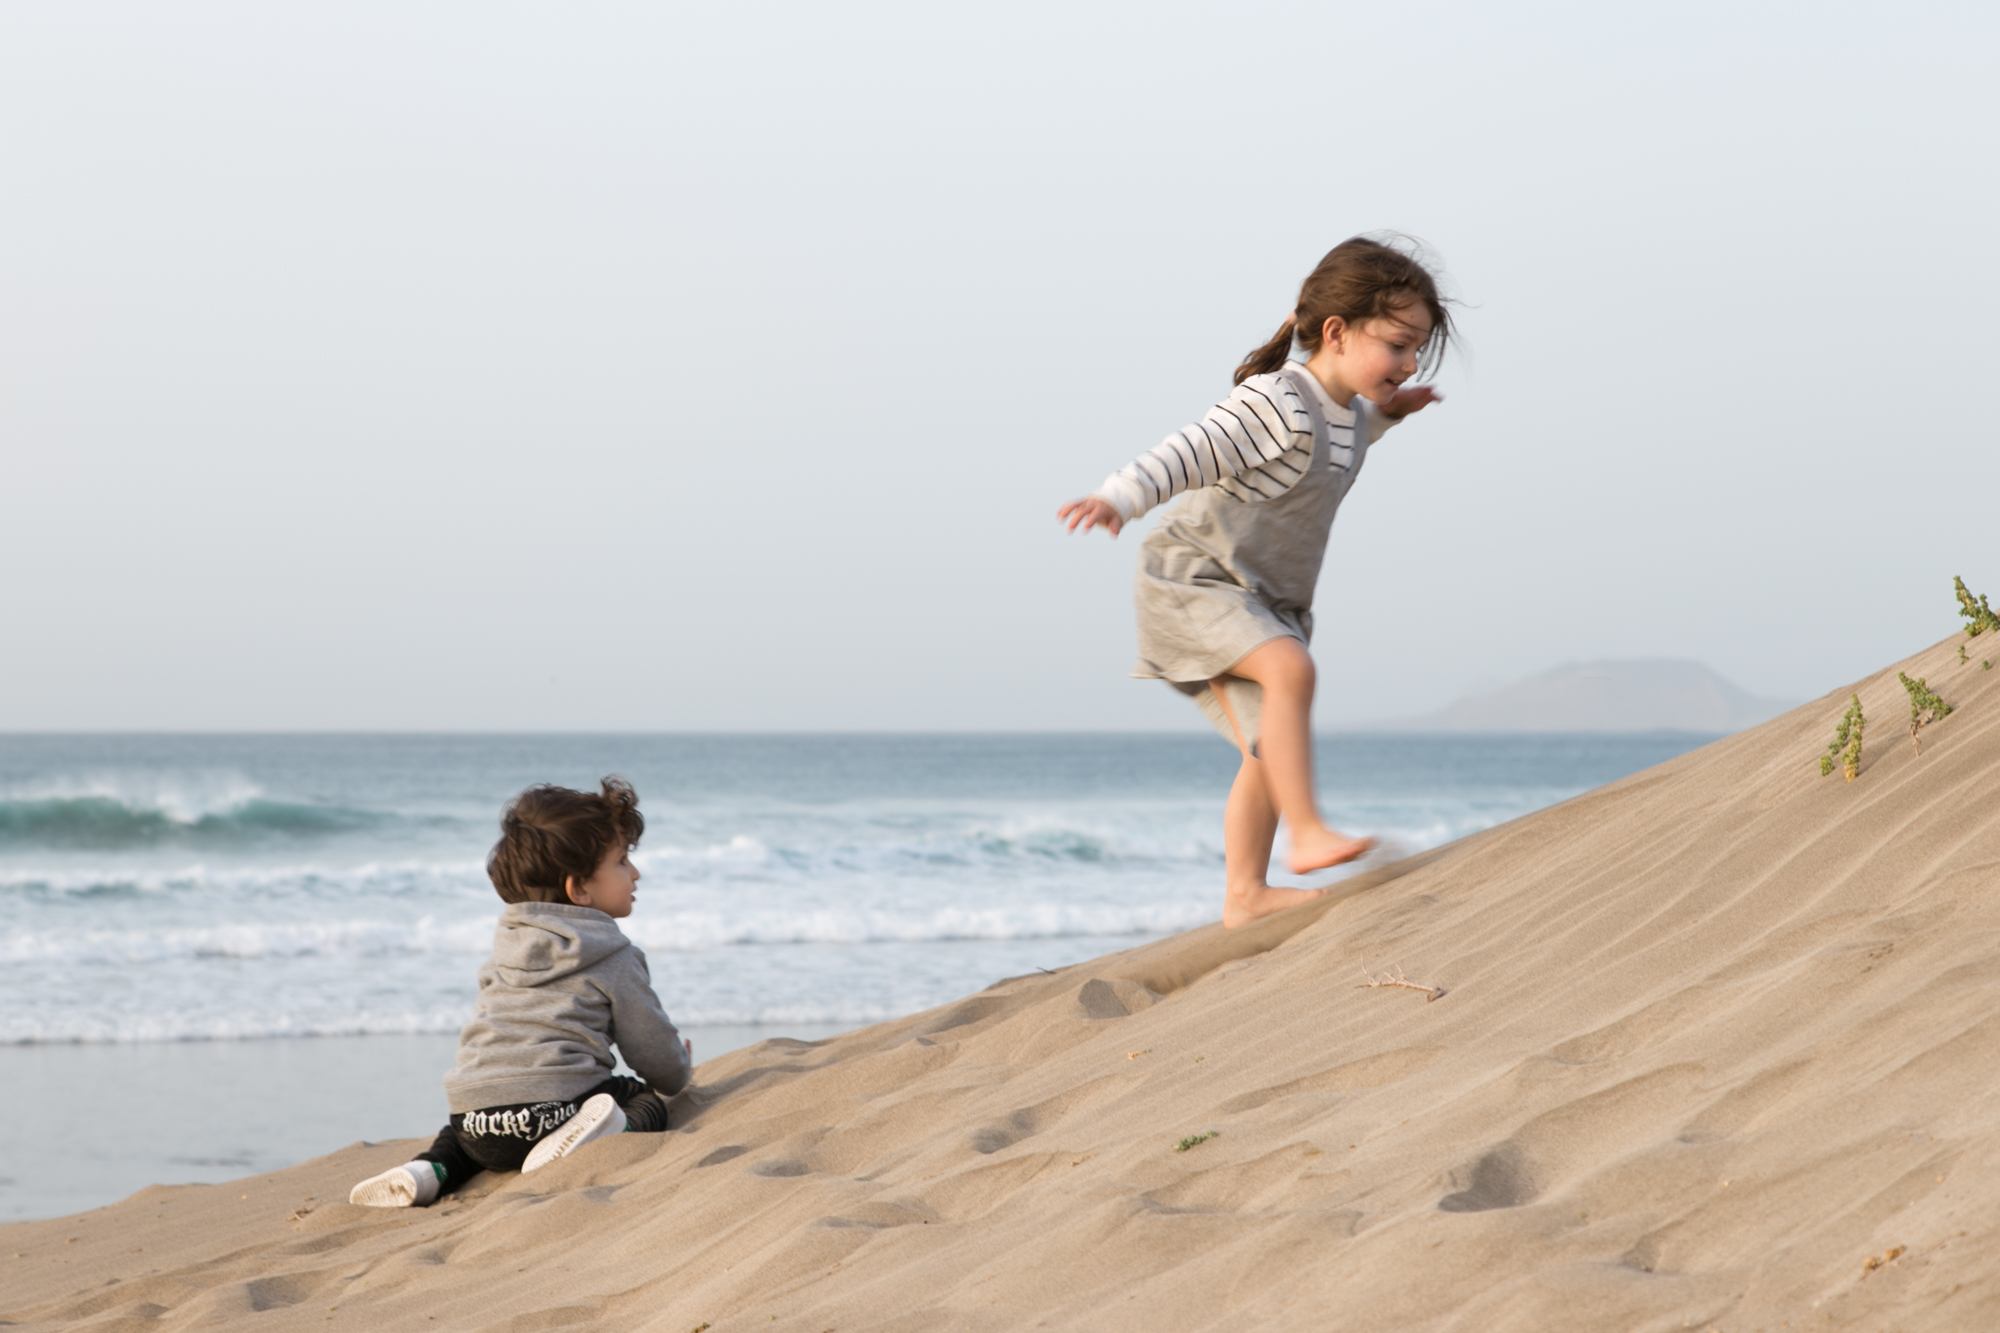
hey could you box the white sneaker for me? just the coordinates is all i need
[522,1094,627,1173]
[349,1163,439,1208]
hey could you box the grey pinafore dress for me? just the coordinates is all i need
[1131,364,1375,753]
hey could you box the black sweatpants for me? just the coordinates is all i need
[416,1075,669,1191]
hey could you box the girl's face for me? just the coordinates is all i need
[1314,301,1434,406]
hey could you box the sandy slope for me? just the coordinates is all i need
[6,634,1998,1333]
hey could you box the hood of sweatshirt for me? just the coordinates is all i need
[489,901,630,986]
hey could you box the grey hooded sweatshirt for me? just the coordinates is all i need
[443,901,691,1114]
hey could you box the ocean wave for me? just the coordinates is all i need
[0,799,1520,921]
[0,895,1211,968]
[0,812,1223,902]
[635,818,1209,872]
[628,901,1213,948]
[0,782,1532,897]
[626,816,1235,888]
[0,781,385,849]
[0,915,494,966]
[0,858,490,902]
[0,1002,907,1044]
[0,1006,479,1045]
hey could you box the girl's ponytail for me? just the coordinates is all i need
[1232,235,1455,387]
[1232,316,1298,386]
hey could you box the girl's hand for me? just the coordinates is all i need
[1058,497,1123,536]
[1382,385,1443,417]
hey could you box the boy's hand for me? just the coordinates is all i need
[1382,385,1443,418]
[684,1037,692,1061]
[1058,497,1123,536]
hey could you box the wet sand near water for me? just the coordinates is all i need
[0,1026,851,1222]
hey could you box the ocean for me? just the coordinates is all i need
[0,731,1714,1219]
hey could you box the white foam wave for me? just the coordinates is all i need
[628,901,1213,949]
[632,818,1216,875]
[0,858,490,900]
[0,798,1521,903]
[0,1006,478,1045]
[0,773,268,824]
[0,1001,911,1044]
[0,915,493,966]
[0,894,1211,968]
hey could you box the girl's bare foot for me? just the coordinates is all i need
[1223,883,1330,929]
[1288,827,1375,875]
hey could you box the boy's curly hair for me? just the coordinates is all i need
[487,777,645,905]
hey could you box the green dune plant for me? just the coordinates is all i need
[1820,694,1864,781]
[1956,576,2000,637]
[1899,673,1952,755]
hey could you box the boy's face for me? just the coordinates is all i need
[565,844,640,918]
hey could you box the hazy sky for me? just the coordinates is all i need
[3,2,1995,731]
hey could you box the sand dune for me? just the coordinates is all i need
[6,634,1998,1332]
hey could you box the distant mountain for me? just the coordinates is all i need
[1361,659,1795,734]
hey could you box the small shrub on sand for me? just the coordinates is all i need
[1899,673,1952,755]
[1821,694,1864,781]
[1956,576,2000,637]
[1175,1132,1217,1153]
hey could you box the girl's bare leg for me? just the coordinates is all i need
[1218,638,1375,876]
[1218,750,1327,927]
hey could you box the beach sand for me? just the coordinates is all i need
[5,634,1998,1331]
[0,1027,855,1223]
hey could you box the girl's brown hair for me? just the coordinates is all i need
[1233,235,1455,386]
[487,777,645,905]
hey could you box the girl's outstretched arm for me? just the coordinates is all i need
[1057,496,1123,536]
[1070,376,1317,534]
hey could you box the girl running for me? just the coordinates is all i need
[1059,236,1453,927]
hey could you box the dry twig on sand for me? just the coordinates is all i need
[1861,1245,1906,1276]
[1356,965,1445,1002]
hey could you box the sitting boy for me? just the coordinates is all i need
[350,777,691,1207]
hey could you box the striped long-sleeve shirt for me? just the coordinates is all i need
[1092,369,1398,523]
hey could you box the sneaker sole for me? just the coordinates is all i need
[522,1094,626,1173]
[350,1167,418,1208]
